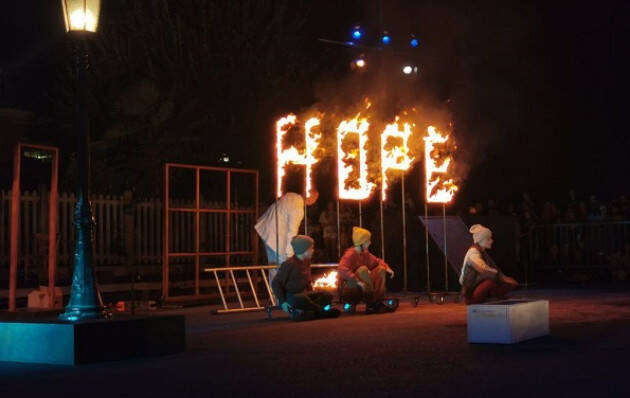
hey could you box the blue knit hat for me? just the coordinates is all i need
[291,235,314,255]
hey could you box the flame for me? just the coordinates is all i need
[381,117,415,201]
[337,114,375,200]
[313,271,338,289]
[424,126,458,203]
[276,114,322,198]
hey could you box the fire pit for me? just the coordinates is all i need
[313,270,338,291]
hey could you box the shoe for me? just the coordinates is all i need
[290,308,316,321]
[382,298,399,312]
[366,302,387,314]
[319,308,341,319]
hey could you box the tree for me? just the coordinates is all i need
[48,0,331,196]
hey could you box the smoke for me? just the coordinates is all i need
[277,53,476,197]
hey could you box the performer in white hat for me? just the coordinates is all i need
[459,224,518,304]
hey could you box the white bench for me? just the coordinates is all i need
[467,299,550,344]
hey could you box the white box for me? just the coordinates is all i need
[467,299,549,344]
[27,286,63,309]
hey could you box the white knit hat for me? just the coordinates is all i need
[469,224,492,244]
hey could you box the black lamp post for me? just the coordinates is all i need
[58,0,103,321]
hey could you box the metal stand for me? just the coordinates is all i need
[304,192,308,235]
[401,173,408,294]
[336,198,341,258]
[413,203,460,306]
[380,193,385,260]
[424,202,430,295]
[443,203,448,293]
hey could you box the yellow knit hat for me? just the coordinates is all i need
[352,226,371,246]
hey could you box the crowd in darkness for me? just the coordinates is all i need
[461,191,630,281]
[466,191,630,227]
[465,192,630,280]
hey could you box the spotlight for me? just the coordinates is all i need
[402,65,413,74]
[410,35,419,48]
[352,25,362,40]
[351,56,367,70]
[381,31,391,45]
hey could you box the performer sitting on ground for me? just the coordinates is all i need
[338,227,395,313]
[271,235,340,321]
[459,224,519,305]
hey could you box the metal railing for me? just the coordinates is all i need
[522,221,630,283]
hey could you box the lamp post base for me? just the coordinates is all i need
[59,307,104,322]
[0,315,186,364]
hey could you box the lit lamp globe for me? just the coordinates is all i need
[61,0,101,33]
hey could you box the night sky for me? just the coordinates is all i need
[1,1,628,206]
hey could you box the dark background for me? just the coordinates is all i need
[1,0,628,208]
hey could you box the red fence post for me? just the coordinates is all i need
[48,148,59,306]
[9,144,21,311]
[162,164,170,300]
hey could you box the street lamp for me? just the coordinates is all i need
[58,0,103,321]
[61,0,101,32]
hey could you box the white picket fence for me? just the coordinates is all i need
[0,190,256,270]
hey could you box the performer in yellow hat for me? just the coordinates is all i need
[338,227,395,313]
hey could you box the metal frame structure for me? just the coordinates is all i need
[163,163,259,302]
[9,143,59,311]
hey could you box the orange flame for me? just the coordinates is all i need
[313,270,338,289]
[424,126,458,203]
[381,117,415,201]
[337,114,375,200]
[276,114,322,198]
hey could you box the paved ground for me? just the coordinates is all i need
[1,289,629,397]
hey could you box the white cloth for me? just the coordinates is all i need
[459,246,498,285]
[255,193,304,264]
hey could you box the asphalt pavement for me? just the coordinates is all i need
[1,289,629,398]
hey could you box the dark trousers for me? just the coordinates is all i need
[340,265,388,304]
[288,291,333,314]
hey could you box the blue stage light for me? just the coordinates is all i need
[388,299,394,306]
[352,25,362,40]
[381,31,391,45]
[410,37,419,48]
[323,304,331,311]
[343,303,352,310]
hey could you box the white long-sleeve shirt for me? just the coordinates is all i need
[255,193,304,263]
